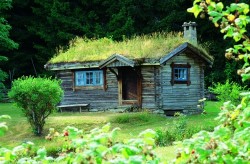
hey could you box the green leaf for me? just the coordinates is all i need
[111,127,121,140]
[241,73,250,82]
[216,2,224,12]
[139,129,156,139]
[230,3,238,12]
[101,123,110,133]
[143,138,155,146]
[187,5,203,18]
[214,126,231,140]
[37,147,47,159]
[129,156,143,164]
[193,0,202,5]
[121,148,129,159]
[4,151,12,161]
[233,32,242,42]
[208,11,222,22]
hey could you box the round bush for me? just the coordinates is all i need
[8,76,63,136]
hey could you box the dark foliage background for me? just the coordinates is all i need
[1,0,248,87]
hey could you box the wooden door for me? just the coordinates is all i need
[118,67,141,106]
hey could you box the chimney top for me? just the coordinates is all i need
[182,22,197,27]
[182,22,197,45]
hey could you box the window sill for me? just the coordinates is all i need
[170,80,191,86]
[74,86,104,90]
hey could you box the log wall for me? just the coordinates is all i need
[140,66,159,109]
[160,53,205,113]
[57,69,118,110]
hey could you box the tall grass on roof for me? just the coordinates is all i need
[49,32,188,63]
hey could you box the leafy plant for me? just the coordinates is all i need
[8,77,63,136]
[156,113,215,147]
[173,1,250,163]
[210,80,247,105]
[174,98,250,163]
[0,123,161,163]
[157,114,188,146]
[155,129,175,146]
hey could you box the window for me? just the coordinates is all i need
[75,70,103,87]
[174,68,187,81]
[170,62,191,85]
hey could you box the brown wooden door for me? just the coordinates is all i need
[118,67,141,106]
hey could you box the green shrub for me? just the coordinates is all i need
[156,114,187,146]
[8,77,63,136]
[209,80,247,105]
[155,129,175,146]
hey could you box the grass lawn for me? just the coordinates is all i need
[0,101,222,161]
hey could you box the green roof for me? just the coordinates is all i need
[49,32,193,64]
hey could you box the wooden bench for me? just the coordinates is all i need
[57,104,89,112]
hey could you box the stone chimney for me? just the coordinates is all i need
[182,22,197,45]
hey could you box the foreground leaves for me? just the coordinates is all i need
[174,1,250,163]
[0,123,161,163]
[174,99,250,163]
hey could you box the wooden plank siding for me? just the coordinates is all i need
[160,53,204,112]
[56,69,118,110]
[57,66,160,111]
[140,66,159,109]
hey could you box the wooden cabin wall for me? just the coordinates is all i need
[140,66,160,109]
[56,69,118,110]
[161,53,204,113]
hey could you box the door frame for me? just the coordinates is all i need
[118,67,142,107]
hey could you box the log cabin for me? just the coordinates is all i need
[45,22,213,115]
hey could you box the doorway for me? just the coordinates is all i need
[118,67,141,106]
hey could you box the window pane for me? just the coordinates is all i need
[95,71,102,85]
[76,72,84,86]
[86,72,93,84]
[174,68,187,81]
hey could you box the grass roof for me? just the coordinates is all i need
[49,32,207,64]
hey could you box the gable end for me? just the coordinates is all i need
[160,42,213,66]
[99,54,135,68]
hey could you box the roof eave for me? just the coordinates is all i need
[160,42,214,66]
[45,61,100,71]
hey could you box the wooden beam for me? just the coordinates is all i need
[108,68,119,80]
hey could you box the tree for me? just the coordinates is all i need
[0,0,18,50]
[8,77,63,136]
[0,0,18,99]
[0,56,8,99]
[174,1,250,163]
